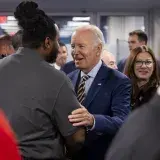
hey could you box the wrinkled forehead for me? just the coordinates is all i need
[71,29,96,44]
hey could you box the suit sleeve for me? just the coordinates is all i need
[93,78,131,135]
[53,76,81,137]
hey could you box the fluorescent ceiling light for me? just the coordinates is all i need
[72,17,90,21]
[7,16,16,21]
[67,21,89,27]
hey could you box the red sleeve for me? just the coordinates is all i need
[0,110,22,160]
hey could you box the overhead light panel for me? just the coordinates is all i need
[72,17,90,21]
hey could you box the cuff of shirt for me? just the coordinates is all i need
[87,115,95,131]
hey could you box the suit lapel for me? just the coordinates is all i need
[70,70,80,90]
[83,64,109,108]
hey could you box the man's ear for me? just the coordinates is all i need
[44,37,51,49]
[96,43,103,56]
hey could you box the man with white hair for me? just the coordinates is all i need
[101,50,118,69]
[68,25,131,160]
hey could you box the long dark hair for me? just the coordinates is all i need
[124,45,159,99]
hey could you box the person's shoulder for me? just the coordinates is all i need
[67,69,79,79]
[118,58,127,64]
[61,60,76,74]
[0,54,16,67]
[103,64,130,81]
[45,62,67,79]
[65,60,75,66]
[62,61,75,70]
[113,69,129,80]
[120,92,160,130]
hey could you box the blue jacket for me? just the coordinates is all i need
[61,60,76,74]
[68,63,131,160]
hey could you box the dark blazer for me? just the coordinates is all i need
[68,63,131,160]
[117,58,127,73]
[61,60,76,74]
[106,90,160,160]
[131,86,158,110]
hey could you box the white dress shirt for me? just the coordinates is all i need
[80,60,102,130]
[81,60,102,95]
[50,63,61,70]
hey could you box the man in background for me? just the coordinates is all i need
[101,49,117,69]
[118,30,147,72]
[0,34,15,59]
[51,42,68,70]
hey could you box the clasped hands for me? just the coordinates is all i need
[68,104,94,128]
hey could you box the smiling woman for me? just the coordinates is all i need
[124,45,160,110]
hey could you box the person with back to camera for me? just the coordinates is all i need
[0,1,85,160]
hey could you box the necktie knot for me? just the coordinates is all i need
[82,75,90,82]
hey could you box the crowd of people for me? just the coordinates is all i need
[0,1,159,160]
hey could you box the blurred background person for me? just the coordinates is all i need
[0,110,22,160]
[61,46,76,74]
[118,30,148,72]
[0,34,15,59]
[124,45,159,110]
[12,30,22,51]
[101,49,118,69]
[50,41,68,70]
[106,88,160,160]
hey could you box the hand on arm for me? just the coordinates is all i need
[68,104,95,128]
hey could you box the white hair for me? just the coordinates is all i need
[74,25,105,48]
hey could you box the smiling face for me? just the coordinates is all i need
[56,45,68,67]
[71,29,102,73]
[134,52,154,81]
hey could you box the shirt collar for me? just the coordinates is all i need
[81,60,102,78]
[50,63,61,70]
[157,86,160,96]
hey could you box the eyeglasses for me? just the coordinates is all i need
[135,60,154,67]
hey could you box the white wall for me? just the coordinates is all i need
[105,16,144,61]
[152,10,160,59]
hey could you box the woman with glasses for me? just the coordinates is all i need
[124,45,159,110]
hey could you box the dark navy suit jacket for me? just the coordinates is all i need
[61,60,76,74]
[68,63,131,160]
[117,58,127,73]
